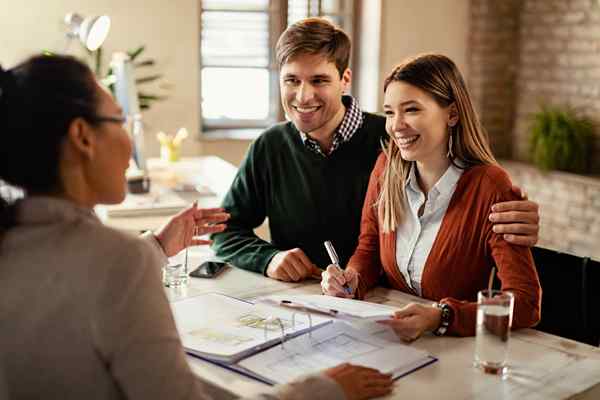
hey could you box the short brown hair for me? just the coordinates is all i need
[275,17,351,77]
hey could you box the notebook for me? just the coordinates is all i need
[171,293,436,385]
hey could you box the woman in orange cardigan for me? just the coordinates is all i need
[321,54,541,339]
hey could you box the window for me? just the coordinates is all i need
[200,0,355,134]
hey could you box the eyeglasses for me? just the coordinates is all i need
[89,114,127,126]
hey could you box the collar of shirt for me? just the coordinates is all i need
[405,162,463,206]
[299,95,364,157]
[398,162,463,296]
[15,196,99,226]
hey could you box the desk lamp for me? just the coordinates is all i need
[64,13,111,52]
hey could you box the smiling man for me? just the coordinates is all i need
[211,18,540,282]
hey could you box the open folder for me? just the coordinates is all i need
[171,293,332,364]
[171,293,436,385]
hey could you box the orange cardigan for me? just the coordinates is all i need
[347,154,542,336]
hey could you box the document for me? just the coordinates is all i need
[171,293,332,363]
[238,321,436,384]
[173,293,435,385]
[260,294,398,319]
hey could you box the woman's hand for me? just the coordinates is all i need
[324,363,393,400]
[154,202,230,257]
[321,265,358,298]
[377,303,441,342]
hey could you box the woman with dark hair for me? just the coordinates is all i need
[322,54,541,340]
[0,55,392,400]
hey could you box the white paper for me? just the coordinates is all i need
[171,293,332,363]
[238,321,434,384]
[261,294,398,319]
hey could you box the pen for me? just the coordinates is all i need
[280,299,339,316]
[323,241,353,295]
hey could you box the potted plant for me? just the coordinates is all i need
[529,105,594,173]
[44,45,168,111]
[95,45,167,110]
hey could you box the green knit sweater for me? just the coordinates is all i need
[211,112,386,274]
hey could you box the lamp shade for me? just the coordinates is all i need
[64,13,111,51]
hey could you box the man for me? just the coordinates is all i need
[212,18,539,282]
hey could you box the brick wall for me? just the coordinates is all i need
[468,0,521,159]
[515,0,600,173]
[469,0,600,259]
[469,0,600,173]
[503,160,600,261]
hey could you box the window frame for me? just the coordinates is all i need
[199,0,357,136]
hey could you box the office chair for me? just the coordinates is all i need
[530,246,599,347]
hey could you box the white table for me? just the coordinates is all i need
[167,248,600,400]
[99,156,237,233]
[101,155,272,240]
[102,156,600,399]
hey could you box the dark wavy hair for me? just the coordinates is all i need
[0,54,99,233]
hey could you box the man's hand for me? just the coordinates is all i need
[266,248,321,282]
[490,185,540,247]
[377,303,441,342]
[155,203,230,257]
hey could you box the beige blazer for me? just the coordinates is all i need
[0,197,343,400]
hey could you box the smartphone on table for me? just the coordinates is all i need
[189,261,229,279]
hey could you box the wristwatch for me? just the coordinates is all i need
[433,302,453,336]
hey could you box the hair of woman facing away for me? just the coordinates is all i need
[377,53,497,233]
[0,54,100,234]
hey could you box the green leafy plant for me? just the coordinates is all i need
[93,45,167,110]
[43,44,167,111]
[529,105,594,173]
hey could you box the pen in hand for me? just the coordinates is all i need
[324,241,353,296]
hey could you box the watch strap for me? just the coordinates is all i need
[433,302,452,336]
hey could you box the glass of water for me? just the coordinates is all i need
[163,264,188,287]
[474,289,514,376]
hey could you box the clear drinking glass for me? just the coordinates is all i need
[163,264,186,287]
[474,290,514,376]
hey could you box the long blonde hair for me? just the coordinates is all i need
[377,54,497,233]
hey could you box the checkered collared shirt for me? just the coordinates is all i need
[299,95,364,157]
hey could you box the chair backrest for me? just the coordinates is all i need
[586,257,600,346]
[531,246,599,346]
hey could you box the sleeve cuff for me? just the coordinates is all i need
[260,249,281,276]
[140,231,169,268]
[353,272,368,300]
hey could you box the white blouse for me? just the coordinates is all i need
[395,163,463,295]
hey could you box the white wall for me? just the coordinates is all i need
[0,0,202,158]
[0,0,470,166]
[378,0,470,108]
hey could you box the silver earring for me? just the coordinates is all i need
[447,126,454,159]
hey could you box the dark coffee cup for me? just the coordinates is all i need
[127,176,151,194]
